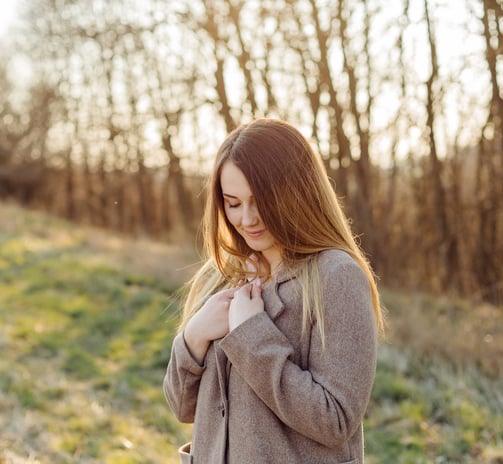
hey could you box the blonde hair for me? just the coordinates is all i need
[179,118,384,339]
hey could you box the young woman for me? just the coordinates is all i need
[164,118,383,464]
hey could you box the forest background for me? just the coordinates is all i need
[0,0,502,462]
[1,0,502,302]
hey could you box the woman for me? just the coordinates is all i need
[164,118,383,464]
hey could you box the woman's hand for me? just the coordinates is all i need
[184,287,236,364]
[228,278,264,331]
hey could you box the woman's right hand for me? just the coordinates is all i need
[183,287,237,364]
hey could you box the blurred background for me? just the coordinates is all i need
[0,0,502,463]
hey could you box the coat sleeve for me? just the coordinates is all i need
[219,256,377,448]
[163,332,206,423]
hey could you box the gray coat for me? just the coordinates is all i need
[164,249,377,464]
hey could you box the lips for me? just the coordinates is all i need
[244,229,265,238]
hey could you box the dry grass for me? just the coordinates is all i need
[381,289,503,378]
[0,200,200,288]
[83,229,200,288]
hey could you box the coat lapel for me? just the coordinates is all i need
[264,267,296,321]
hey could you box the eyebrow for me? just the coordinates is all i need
[223,193,255,200]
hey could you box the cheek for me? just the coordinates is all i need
[224,208,240,227]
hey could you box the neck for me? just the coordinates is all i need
[263,251,283,277]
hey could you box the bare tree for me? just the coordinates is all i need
[423,0,449,289]
[3,0,502,303]
[474,0,503,301]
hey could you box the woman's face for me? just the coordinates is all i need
[220,160,282,269]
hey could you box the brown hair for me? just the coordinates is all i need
[181,118,383,336]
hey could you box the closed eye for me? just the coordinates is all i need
[223,194,244,209]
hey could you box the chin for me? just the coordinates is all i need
[246,240,272,252]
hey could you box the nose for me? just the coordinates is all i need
[242,204,259,227]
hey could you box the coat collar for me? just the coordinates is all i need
[263,265,297,321]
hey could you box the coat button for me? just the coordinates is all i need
[218,404,225,417]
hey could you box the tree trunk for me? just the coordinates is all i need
[424,0,449,289]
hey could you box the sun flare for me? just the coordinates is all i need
[0,0,18,36]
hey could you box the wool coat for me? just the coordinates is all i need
[164,249,377,464]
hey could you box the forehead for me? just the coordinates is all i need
[220,161,253,197]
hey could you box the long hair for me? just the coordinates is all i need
[180,118,383,337]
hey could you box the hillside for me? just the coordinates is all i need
[0,202,502,463]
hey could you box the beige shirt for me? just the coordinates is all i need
[164,249,377,464]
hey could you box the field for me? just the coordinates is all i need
[0,202,502,463]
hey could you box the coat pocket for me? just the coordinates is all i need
[178,442,192,464]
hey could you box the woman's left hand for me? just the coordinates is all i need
[228,278,264,331]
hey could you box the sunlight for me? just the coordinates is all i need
[0,0,17,36]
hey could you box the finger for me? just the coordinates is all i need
[251,278,262,299]
[236,282,252,298]
[220,287,238,299]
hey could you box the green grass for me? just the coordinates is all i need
[0,203,191,463]
[0,202,502,463]
[365,345,503,463]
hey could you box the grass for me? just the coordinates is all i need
[380,288,503,378]
[0,201,502,463]
[366,345,503,463]
[367,289,503,463]
[0,202,195,464]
